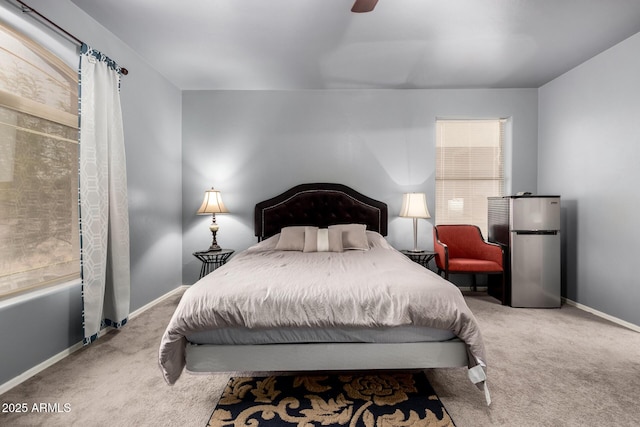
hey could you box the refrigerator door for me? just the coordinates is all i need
[511,197,561,231]
[510,231,561,307]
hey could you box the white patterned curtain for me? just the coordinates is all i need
[79,44,130,344]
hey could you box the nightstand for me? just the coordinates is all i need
[193,249,234,279]
[400,250,436,269]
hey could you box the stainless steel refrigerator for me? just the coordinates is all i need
[488,195,561,308]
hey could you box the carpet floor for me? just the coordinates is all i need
[1,290,639,426]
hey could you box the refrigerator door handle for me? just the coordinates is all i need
[513,230,558,235]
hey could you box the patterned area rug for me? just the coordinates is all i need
[207,371,455,426]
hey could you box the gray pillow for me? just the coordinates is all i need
[275,226,307,251]
[303,227,344,252]
[328,224,369,250]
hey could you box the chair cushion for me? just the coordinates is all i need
[447,258,502,273]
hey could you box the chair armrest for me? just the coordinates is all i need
[480,241,504,267]
[432,230,448,270]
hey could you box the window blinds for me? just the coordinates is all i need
[435,119,505,237]
[0,22,80,297]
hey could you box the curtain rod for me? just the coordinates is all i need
[15,0,129,75]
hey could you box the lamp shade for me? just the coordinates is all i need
[197,188,229,215]
[399,193,431,218]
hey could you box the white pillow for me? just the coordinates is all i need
[328,224,369,250]
[303,227,343,252]
[366,230,392,249]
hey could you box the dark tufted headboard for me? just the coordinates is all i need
[255,183,388,239]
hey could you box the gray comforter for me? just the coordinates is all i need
[159,232,487,386]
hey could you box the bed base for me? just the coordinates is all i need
[185,340,468,373]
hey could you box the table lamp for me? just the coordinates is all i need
[399,192,431,253]
[197,187,229,251]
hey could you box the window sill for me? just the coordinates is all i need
[0,278,81,309]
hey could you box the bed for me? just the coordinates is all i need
[159,183,490,404]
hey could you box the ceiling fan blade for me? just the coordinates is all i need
[351,0,378,13]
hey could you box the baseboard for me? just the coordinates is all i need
[0,285,187,396]
[129,285,187,320]
[563,297,640,333]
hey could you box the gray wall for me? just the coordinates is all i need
[538,32,640,326]
[182,89,538,285]
[0,1,183,386]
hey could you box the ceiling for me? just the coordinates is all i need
[70,0,640,90]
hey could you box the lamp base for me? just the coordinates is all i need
[207,213,222,251]
[208,225,221,251]
[408,218,424,254]
[405,248,426,253]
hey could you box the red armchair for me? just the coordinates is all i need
[433,224,506,303]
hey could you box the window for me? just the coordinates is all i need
[435,119,505,237]
[0,23,79,297]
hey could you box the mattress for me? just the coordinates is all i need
[186,325,456,345]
